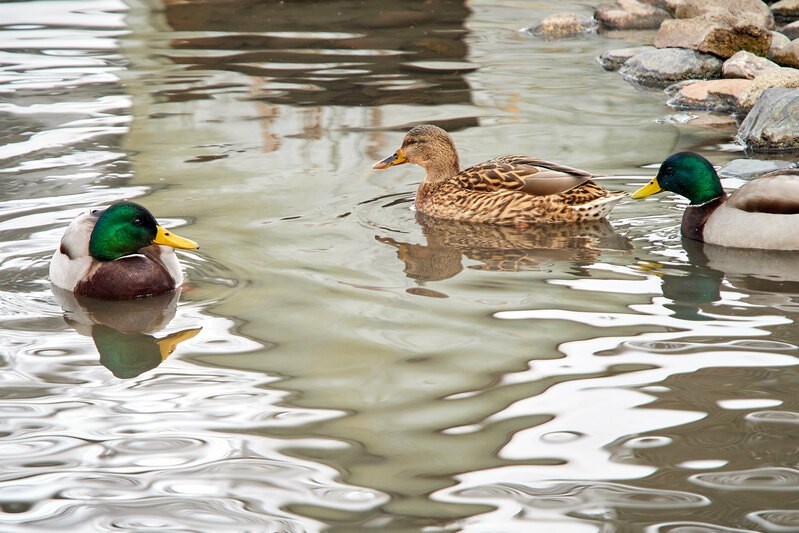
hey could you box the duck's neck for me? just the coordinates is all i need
[681,194,727,241]
[421,152,460,184]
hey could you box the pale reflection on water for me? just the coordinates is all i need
[1,0,798,531]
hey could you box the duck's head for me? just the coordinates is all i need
[373,124,461,182]
[632,152,725,205]
[89,201,199,261]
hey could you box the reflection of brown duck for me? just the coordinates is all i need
[52,287,201,378]
[377,212,632,286]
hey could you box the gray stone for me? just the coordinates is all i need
[619,47,723,87]
[639,0,672,10]
[772,38,799,67]
[780,20,799,39]
[737,87,799,151]
[771,0,799,22]
[723,51,780,79]
[595,0,671,30]
[718,158,797,179]
[770,31,792,58]
[528,13,597,38]
[654,14,773,58]
[739,66,799,109]
[674,0,774,28]
[597,46,655,71]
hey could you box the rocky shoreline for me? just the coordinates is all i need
[530,0,799,153]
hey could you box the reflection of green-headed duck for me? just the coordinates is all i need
[633,152,799,250]
[94,325,201,379]
[373,124,625,225]
[50,202,199,299]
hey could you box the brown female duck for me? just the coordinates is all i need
[373,124,625,225]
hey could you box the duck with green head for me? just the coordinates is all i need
[633,151,799,250]
[50,201,199,299]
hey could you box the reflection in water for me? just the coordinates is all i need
[651,238,799,322]
[52,287,201,378]
[378,212,632,292]
[161,0,473,107]
[597,363,799,531]
[683,238,799,297]
[3,0,799,530]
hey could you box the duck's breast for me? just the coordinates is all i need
[76,251,178,300]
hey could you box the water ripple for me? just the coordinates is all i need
[745,411,799,426]
[455,481,709,510]
[690,468,799,491]
[747,510,799,532]
[646,522,757,532]
[1,496,310,533]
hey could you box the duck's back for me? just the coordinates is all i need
[417,156,624,225]
[702,171,799,250]
[726,172,799,214]
[50,212,98,292]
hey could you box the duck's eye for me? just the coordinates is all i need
[132,218,142,226]
[405,139,418,146]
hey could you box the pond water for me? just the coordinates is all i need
[1,0,798,531]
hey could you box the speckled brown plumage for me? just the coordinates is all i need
[373,124,626,225]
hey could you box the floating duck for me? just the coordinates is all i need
[50,201,199,299]
[632,151,799,250]
[373,124,625,225]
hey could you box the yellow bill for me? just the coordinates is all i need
[154,225,199,250]
[631,178,663,199]
[157,327,202,361]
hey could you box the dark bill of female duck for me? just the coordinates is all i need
[373,149,407,169]
[50,201,199,300]
[631,151,799,250]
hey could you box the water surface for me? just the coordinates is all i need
[1,1,798,531]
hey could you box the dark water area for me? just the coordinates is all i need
[1,0,798,532]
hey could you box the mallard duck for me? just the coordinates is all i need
[372,124,626,225]
[50,201,199,299]
[632,151,799,250]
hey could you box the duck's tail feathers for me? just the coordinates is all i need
[570,191,627,218]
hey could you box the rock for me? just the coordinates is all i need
[772,38,799,67]
[640,0,672,9]
[681,113,738,130]
[718,158,796,180]
[738,66,799,109]
[594,0,671,30]
[597,45,655,71]
[737,88,799,151]
[619,47,723,87]
[673,0,774,29]
[667,79,752,112]
[771,0,799,22]
[528,13,597,38]
[780,20,799,39]
[654,14,773,58]
[770,30,792,57]
[661,0,686,13]
[723,51,780,79]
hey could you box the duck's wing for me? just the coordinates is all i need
[58,208,105,259]
[727,171,799,215]
[455,156,595,196]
